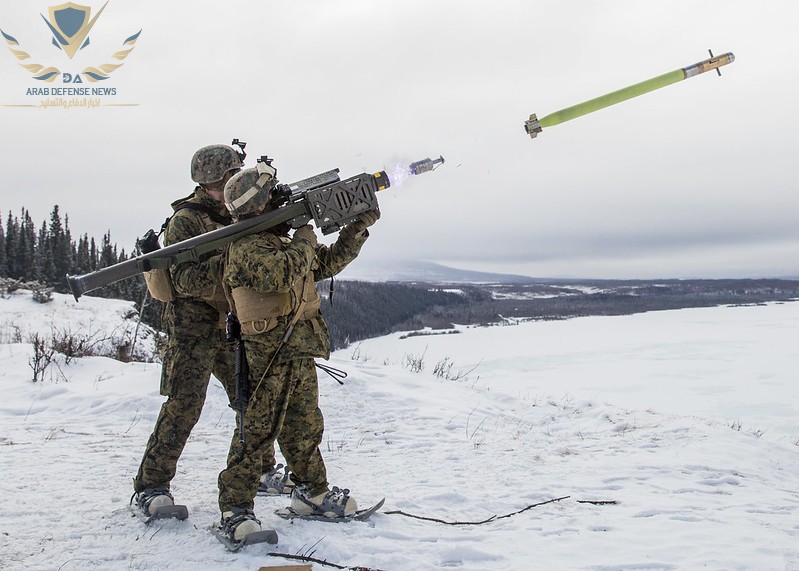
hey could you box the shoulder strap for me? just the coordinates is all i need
[173,202,231,227]
[154,192,196,238]
[156,198,231,241]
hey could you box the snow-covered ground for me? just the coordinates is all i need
[1,289,798,570]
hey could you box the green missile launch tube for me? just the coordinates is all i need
[525,51,735,138]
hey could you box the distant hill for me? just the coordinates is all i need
[343,259,539,284]
[320,278,799,350]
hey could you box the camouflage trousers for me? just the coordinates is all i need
[134,329,277,492]
[218,354,328,512]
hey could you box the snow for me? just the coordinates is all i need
[1,289,798,570]
[0,290,161,365]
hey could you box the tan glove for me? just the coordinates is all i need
[293,225,318,247]
[345,209,381,236]
[207,254,223,281]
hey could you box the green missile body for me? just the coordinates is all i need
[524,51,735,138]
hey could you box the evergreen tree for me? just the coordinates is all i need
[99,230,117,269]
[90,237,98,271]
[0,212,6,278]
[49,206,71,291]
[5,212,19,279]
[90,231,120,299]
[63,213,75,285]
[19,210,36,281]
[75,234,92,275]
[35,220,55,284]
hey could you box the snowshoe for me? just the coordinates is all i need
[276,485,384,522]
[130,488,188,523]
[211,508,278,552]
[257,463,295,496]
[276,497,385,523]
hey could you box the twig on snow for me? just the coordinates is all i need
[267,550,387,571]
[384,495,570,525]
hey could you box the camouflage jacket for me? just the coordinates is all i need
[224,225,369,361]
[162,187,232,336]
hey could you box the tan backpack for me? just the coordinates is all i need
[138,197,230,302]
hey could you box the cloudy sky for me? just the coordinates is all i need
[1,0,797,279]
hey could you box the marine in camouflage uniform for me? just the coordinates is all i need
[217,164,378,525]
[133,145,279,514]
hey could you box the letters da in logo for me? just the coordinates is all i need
[61,72,82,83]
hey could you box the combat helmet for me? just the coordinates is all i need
[224,161,278,219]
[190,144,243,185]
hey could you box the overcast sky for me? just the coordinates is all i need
[2,0,797,279]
